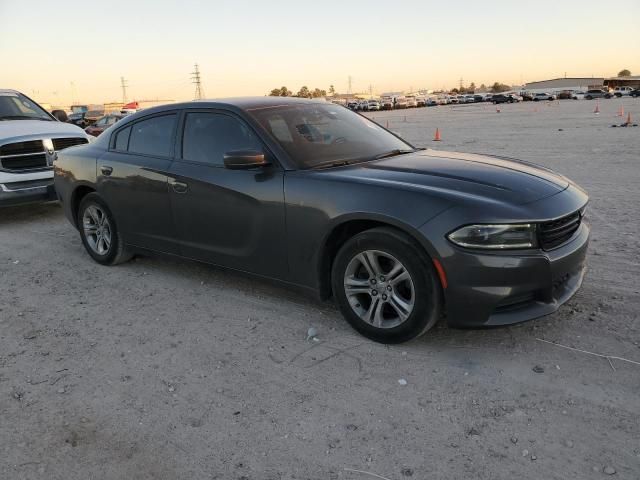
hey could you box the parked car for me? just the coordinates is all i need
[448,95,459,104]
[0,89,89,207]
[347,101,359,110]
[83,109,106,126]
[520,92,535,101]
[426,97,438,106]
[367,100,381,111]
[416,97,427,107]
[84,114,125,137]
[381,97,394,110]
[491,94,514,104]
[473,95,484,103]
[613,86,634,97]
[68,112,88,128]
[483,93,495,102]
[533,93,556,101]
[406,97,417,108]
[584,89,612,100]
[54,97,589,343]
[507,93,523,102]
[394,97,408,109]
[571,91,586,100]
[630,89,640,98]
[436,95,449,105]
[461,95,474,103]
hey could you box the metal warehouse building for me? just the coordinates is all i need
[524,77,605,93]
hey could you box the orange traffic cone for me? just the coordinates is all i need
[594,102,600,114]
[385,120,389,129]
[433,128,441,141]
[625,112,632,125]
[617,105,624,117]
[496,106,501,113]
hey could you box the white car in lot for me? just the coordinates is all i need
[613,86,634,97]
[533,92,556,101]
[367,100,381,111]
[0,89,89,207]
[572,91,586,100]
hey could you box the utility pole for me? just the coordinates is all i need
[459,77,464,91]
[369,84,373,98]
[70,81,76,106]
[120,77,128,104]
[191,64,204,100]
[347,75,352,95]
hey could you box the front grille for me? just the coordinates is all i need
[0,140,44,156]
[52,137,88,151]
[1,154,48,170]
[2,178,51,191]
[538,211,581,250]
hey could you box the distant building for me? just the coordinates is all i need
[604,76,640,89]
[524,77,604,93]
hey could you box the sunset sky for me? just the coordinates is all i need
[1,0,639,105]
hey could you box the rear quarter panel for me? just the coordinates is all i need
[53,144,100,227]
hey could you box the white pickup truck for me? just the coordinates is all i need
[0,90,89,207]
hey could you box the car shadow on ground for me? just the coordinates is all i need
[0,202,62,226]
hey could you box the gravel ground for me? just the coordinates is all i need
[1,97,639,480]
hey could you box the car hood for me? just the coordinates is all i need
[321,149,570,205]
[0,120,86,142]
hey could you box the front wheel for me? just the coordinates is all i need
[331,227,442,343]
[77,193,132,266]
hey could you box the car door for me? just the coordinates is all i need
[168,109,288,279]
[97,112,179,254]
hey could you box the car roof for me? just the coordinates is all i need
[0,89,20,94]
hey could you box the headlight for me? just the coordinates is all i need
[448,224,538,250]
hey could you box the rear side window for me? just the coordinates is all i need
[114,126,131,151]
[182,112,262,166]
[128,114,176,157]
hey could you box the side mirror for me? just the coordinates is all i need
[223,150,270,170]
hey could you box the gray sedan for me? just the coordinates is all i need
[54,97,589,343]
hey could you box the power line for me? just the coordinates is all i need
[120,77,128,104]
[191,63,204,100]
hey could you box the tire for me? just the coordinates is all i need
[586,95,592,100]
[77,192,132,266]
[533,98,539,102]
[331,227,442,343]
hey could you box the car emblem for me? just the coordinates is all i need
[42,139,56,166]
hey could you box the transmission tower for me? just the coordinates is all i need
[191,64,205,100]
[120,77,128,104]
[347,75,352,95]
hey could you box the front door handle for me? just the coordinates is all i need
[171,181,188,194]
[100,165,113,176]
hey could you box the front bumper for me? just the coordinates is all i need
[440,222,589,327]
[0,180,57,207]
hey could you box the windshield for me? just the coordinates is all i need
[248,103,414,169]
[0,92,52,121]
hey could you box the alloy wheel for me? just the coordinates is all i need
[82,205,112,255]
[343,250,415,329]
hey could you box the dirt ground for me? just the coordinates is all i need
[1,97,639,480]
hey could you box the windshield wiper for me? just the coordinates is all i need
[311,160,353,170]
[0,115,52,121]
[372,149,416,160]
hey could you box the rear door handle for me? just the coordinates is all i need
[171,181,188,194]
[100,166,113,176]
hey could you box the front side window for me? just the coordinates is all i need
[248,103,413,169]
[182,112,262,166]
[128,114,176,157]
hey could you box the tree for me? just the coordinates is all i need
[468,82,476,93]
[450,88,459,94]
[311,88,327,98]
[329,85,335,95]
[478,83,487,92]
[618,69,631,77]
[490,82,511,93]
[296,86,311,98]
[268,86,291,96]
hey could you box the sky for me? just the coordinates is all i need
[1,0,639,106]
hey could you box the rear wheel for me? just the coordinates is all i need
[331,227,442,343]
[77,193,132,266]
